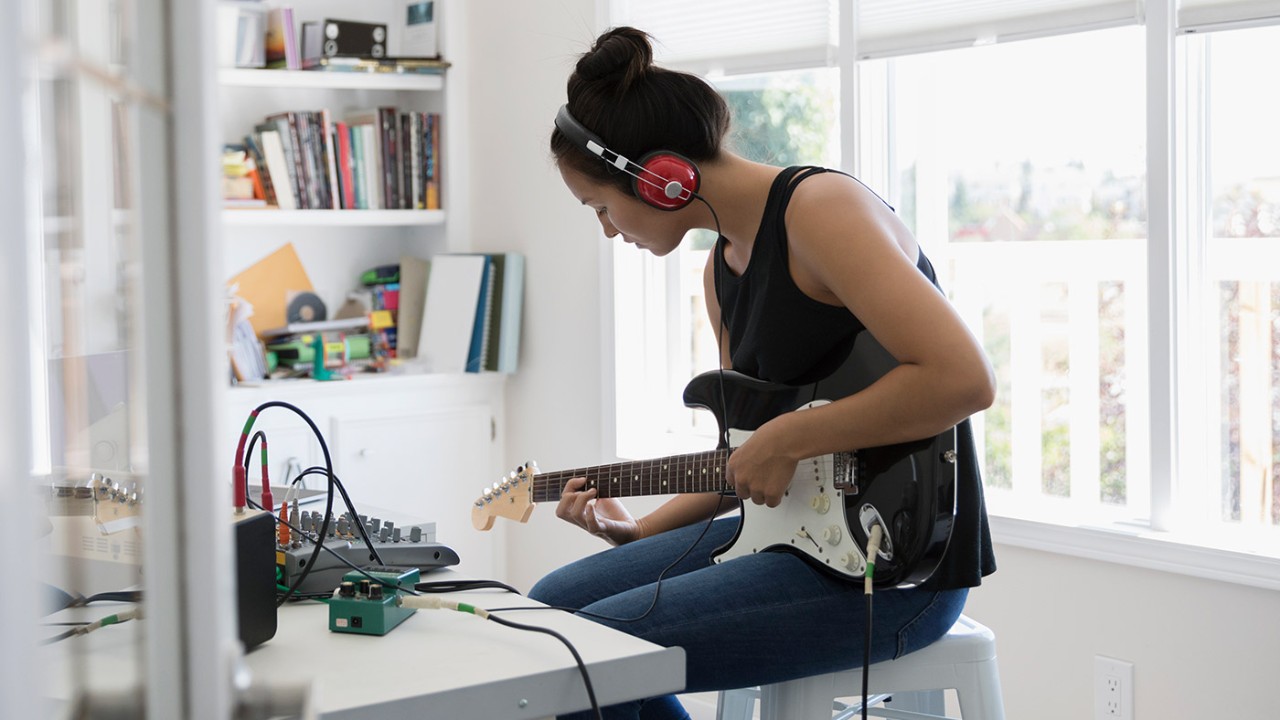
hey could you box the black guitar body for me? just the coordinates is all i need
[683,332,958,588]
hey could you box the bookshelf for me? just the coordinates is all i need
[222,208,445,227]
[219,68,444,92]
[217,0,503,580]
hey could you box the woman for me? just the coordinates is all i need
[531,27,996,720]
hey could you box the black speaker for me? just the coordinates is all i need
[234,509,278,650]
[322,19,387,59]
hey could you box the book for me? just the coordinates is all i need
[256,128,297,210]
[481,255,505,372]
[360,122,381,208]
[374,107,399,209]
[425,112,441,209]
[465,257,495,373]
[419,255,487,373]
[265,8,299,70]
[242,132,278,207]
[335,121,354,209]
[401,2,439,59]
[319,109,340,209]
[495,253,524,373]
[476,251,524,368]
[396,256,430,359]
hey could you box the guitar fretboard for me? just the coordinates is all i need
[530,450,734,502]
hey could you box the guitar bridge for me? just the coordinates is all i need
[832,451,858,494]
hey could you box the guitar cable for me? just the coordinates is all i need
[861,524,883,720]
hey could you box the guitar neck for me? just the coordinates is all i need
[531,450,733,502]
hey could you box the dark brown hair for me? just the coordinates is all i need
[551,27,730,196]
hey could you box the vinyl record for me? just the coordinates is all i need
[286,291,327,324]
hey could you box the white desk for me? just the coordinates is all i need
[249,576,685,719]
[42,573,686,719]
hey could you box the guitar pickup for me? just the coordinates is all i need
[831,451,858,494]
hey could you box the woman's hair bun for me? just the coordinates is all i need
[574,26,653,93]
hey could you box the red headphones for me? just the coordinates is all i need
[555,104,700,211]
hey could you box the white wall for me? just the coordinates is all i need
[464,0,625,589]
[465,4,1280,719]
[966,544,1279,720]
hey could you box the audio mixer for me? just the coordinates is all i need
[278,511,459,596]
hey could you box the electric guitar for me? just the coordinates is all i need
[472,344,959,588]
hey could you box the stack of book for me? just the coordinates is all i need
[239,106,443,211]
[222,144,267,208]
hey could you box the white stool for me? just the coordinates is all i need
[716,614,1005,720]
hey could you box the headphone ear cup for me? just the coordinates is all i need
[633,152,700,211]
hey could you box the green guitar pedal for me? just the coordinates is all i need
[327,567,420,636]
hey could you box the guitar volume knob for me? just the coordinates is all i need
[810,495,831,514]
[840,552,864,573]
[822,525,842,546]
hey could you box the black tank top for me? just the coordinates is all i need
[713,166,996,590]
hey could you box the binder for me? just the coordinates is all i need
[495,253,524,374]
[418,255,487,373]
[465,257,495,373]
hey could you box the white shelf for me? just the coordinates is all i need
[219,68,444,92]
[222,209,445,227]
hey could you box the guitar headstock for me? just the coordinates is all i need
[471,462,538,531]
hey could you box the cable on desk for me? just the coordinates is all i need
[40,606,143,645]
[398,595,603,720]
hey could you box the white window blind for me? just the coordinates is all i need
[1178,0,1280,32]
[857,0,1141,58]
[610,0,837,71]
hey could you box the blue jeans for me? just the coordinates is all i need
[529,517,968,720]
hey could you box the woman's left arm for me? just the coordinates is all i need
[725,174,995,506]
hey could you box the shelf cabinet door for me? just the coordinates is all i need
[331,404,498,577]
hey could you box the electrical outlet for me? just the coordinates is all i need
[1094,655,1134,720]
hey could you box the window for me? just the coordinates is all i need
[862,26,1151,528]
[1184,24,1280,536]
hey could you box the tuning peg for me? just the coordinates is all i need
[527,460,539,471]
[482,487,493,498]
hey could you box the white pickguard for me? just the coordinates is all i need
[712,401,879,579]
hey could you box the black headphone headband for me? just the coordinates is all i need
[554,104,612,163]
[554,104,700,210]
